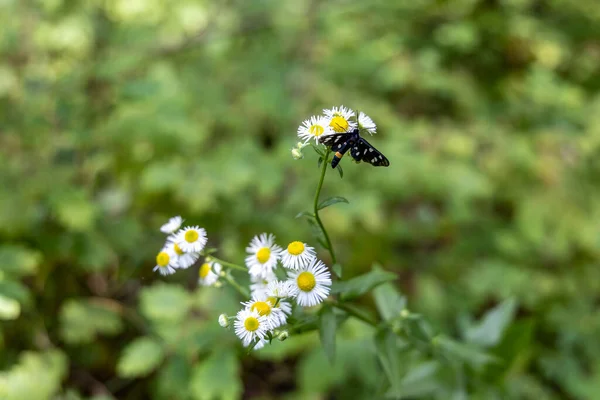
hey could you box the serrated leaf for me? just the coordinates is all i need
[331,268,397,300]
[117,337,165,378]
[317,196,349,210]
[374,282,406,321]
[464,298,517,347]
[337,164,344,178]
[319,304,337,364]
[190,350,241,400]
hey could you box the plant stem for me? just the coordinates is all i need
[222,273,250,298]
[206,256,247,272]
[330,300,377,326]
[314,149,337,264]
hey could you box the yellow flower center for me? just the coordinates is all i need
[185,230,199,243]
[251,301,272,316]
[287,241,305,256]
[309,124,325,137]
[199,263,211,279]
[297,271,316,292]
[174,243,184,255]
[256,247,271,264]
[330,116,349,133]
[156,251,170,267]
[267,296,279,307]
[244,316,259,332]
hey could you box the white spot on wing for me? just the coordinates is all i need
[369,148,373,152]
[363,149,367,155]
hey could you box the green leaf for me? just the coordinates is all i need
[374,328,402,387]
[373,282,407,321]
[59,298,123,344]
[0,294,20,320]
[117,337,165,378]
[139,283,191,324]
[0,350,67,400]
[319,304,337,364]
[189,350,241,400]
[464,298,517,347]
[0,245,41,276]
[295,211,314,219]
[337,164,344,178]
[317,196,349,210]
[332,263,342,278]
[331,268,397,300]
[318,156,323,168]
[385,361,440,399]
[402,315,434,345]
[311,144,325,157]
[317,236,330,250]
[435,335,501,370]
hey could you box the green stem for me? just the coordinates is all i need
[330,300,377,327]
[314,149,337,264]
[222,273,250,298]
[206,256,247,272]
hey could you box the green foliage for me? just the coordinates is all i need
[2,0,600,398]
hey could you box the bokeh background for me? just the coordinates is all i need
[2,0,600,399]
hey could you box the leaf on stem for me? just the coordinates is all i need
[332,263,342,278]
[331,267,397,300]
[373,282,407,321]
[463,298,517,348]
[311,144,325,157]
[318,156,323,168]
[317,196,349,210]
[337,164,344,178]
[295,211,315,219]
[319,304,337,364]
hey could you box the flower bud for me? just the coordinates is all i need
[291,148,304,160]
[400,309,410,319]
[218,314,229,328]
[277,330,289,341]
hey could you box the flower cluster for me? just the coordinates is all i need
[230,233,332,350]
[154,216,215,286]
[296,105,377,145]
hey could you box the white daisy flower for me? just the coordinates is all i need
[288,258,332,307]
[297,115,334,144]
[323,105,357,133]
[250,271,277,297]
[165,236,199,269]
[245,233,282,279]
[358,111,377,135]
[153,248,178,275]
[160,216,183,234]
[234,309,269,347]
[242,294,287,329]
[198,261,221,286]
[253,338,269,350]
[266,280,295,299]
[279,241,316,270]
[175,226,207,253]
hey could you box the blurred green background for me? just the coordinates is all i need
[2,0,600,399]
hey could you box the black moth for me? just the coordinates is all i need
[318,128,390,169]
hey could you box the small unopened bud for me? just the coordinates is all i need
[277,330,289,341]
[205,256,212,262]
[400,309,410,319]
[213,281,223,288]
[218,314,229,328]
[291,148,304,160]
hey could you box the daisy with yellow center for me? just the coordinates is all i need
[245,233,282,279]
[266,281,293,317]
[287,258,332,307]
[279,241,316,270]
[153,248,178,276]
[198,261,221,286]
[175,225,207,253]
[297,115,334,144]
[242,294,287,328]
[234,309,269,347]
[166,236,200,269]
[160,215,183,234]
[358,111,377,135]
[323,105,357,133]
